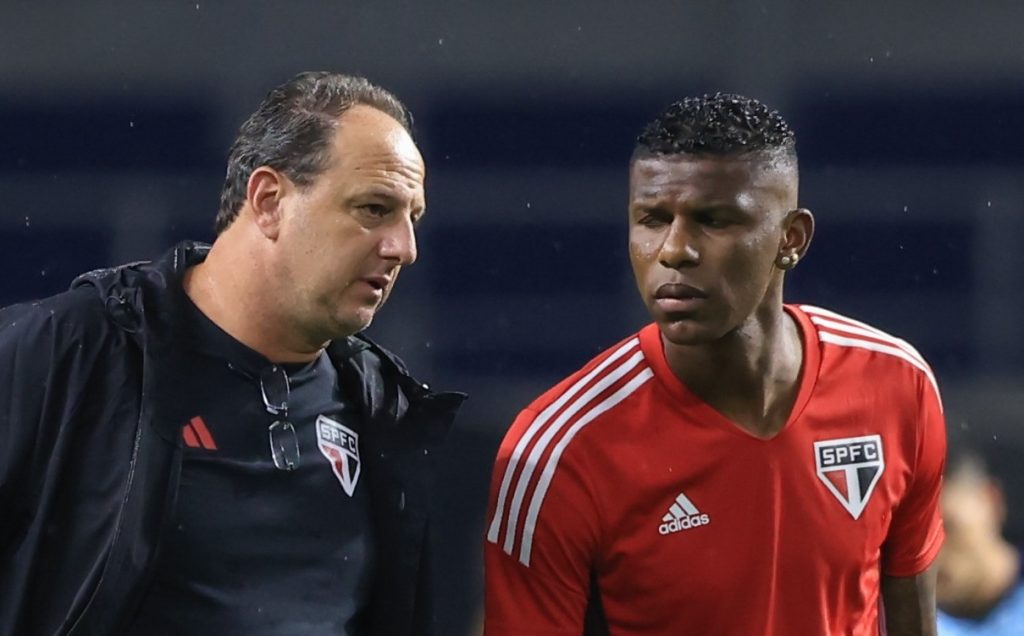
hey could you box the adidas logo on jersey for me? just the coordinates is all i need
[658,491,710,535]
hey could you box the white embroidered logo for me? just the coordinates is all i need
[658,491,711,535]
[814,434,885,519]
[316,415,361,496]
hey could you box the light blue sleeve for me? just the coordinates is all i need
[938,583,1024,635]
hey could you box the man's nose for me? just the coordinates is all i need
[658,218,700,269]
[380,214,418,266]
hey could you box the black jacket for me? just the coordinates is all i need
[0,242,465,635]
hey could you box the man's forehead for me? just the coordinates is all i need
[332,106,421,160]
[630,154,797,201]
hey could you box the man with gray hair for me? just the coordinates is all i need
[0,72,464,635]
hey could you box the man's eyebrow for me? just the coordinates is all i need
[691,204,746,213]
[630,198,745,212]
[354,190,404,201]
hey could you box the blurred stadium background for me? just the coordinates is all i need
[2,2,1022,633]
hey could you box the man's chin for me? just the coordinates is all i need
[656,316,716,347]
[329,309,375,339]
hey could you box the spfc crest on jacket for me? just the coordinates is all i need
[316,414,361,497]
[814,434,884,520]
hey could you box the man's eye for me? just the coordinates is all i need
[360,204,389,217]
[637,213,669,228]
[699,215,731,228]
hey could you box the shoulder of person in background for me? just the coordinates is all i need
[936,445,1023,634]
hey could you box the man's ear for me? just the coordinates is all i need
[246,166,288,241]
[781,208,815,261]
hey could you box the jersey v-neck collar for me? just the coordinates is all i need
[638,304,822,441]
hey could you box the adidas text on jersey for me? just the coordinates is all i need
[658,491,711,535]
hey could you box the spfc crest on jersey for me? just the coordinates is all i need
[814,434,884,520]
[316,415,361,497]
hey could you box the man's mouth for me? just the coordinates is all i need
[362,275,389,292]
[654,283,707,300]
[653,283,707,314]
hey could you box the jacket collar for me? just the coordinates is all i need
[69,241,450,439]
[71,240,376,362]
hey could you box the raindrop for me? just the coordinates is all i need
[40,269,47,277]
[438,38,444,45]
[526,201,532,208]
[24,216,30,227]
[129,121,135,128]
[868,56,875,63]
[902,205,909,212]
[986,201,992,207]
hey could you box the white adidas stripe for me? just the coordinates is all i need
[503,350,647,555]
[666,493,700,520]
[664,493,700,521]
[801,305,927,367]
[673,492,699,516]
[486,338,640,545]
[817,331,943,410]
[519,367,654,565]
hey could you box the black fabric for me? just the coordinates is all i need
[128,298,374,634]
[0,241,466,636]
[584,571,610,636]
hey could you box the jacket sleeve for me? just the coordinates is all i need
[484,408,601,635]
[0,302,50,548]
[0,291,113,551]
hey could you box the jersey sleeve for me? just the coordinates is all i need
[881,372,947,577]
[484,407,601,635]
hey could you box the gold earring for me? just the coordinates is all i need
[777,253,798,269]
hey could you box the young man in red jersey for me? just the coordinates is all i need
[484,94,945,635]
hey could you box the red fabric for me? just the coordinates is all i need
[485,305,945,636]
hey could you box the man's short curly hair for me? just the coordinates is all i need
[634,93,796,166]
[215,72,412,234]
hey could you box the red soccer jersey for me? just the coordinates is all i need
[485,305,946,636]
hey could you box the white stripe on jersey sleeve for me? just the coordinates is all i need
[519,367,654,566]
[817,331,943,411]
[503,350,646,555]
[487,338,640,545]
[801,304,928,366]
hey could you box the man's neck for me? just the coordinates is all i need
[182,240,321,364]
[663,305,804,439]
